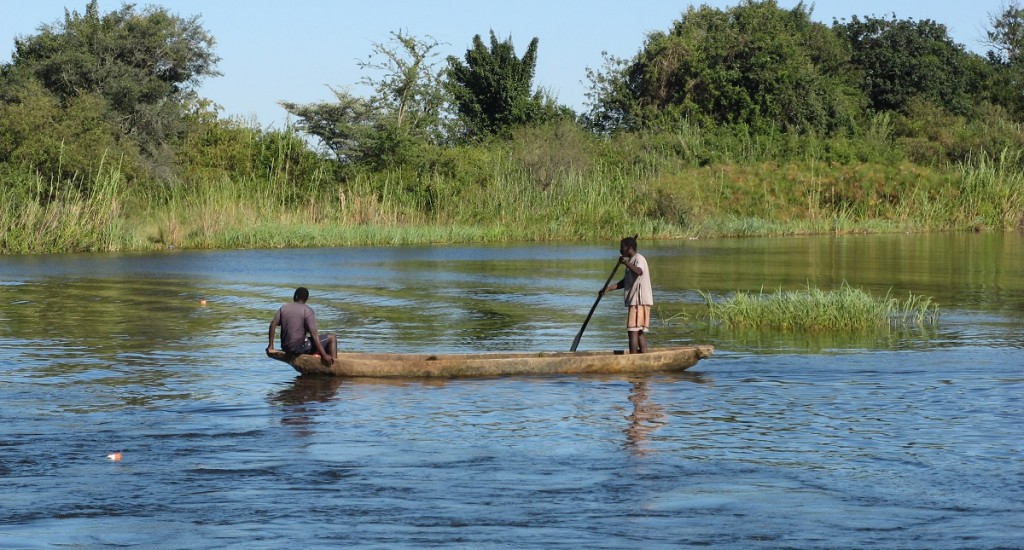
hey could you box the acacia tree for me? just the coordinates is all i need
[445,31,567,139]
[281,31,448,166]
[280,89,377,163]
[360,31,448,139]
[7,0,220,151]
[583,1,860,134]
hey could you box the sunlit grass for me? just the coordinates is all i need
[2,127,1022,254]
[129,163,682,250]
[952,149,1024,230]
[700,283,939,331]
[0,156,131,254]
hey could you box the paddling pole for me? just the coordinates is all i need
[570,261,623,352]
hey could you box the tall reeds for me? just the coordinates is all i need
[0,154,128,253]
[130,153,678,250]
[951,149,1024,230]
[2,121,1023,254]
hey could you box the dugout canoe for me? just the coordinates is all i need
[266,346,714,378]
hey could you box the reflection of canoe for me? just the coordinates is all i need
[266,346,713,378]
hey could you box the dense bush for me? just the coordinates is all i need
[584,1,862,134]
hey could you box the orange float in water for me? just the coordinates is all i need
[199,299,207,306]
[107,452,123,461]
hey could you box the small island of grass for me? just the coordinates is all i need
[700,284,939,331]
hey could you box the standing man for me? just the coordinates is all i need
[267,287,336,366]
[602,236,654,354]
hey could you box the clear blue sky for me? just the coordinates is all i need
[0,1,1002,128]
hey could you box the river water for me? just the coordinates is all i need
[1,233,1021,548]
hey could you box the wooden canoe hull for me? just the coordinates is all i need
[267,346,714,378]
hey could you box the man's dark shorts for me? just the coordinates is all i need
[288,334,332,355]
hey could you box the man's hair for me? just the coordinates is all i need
[620,236,638,251]
[293,287,310,302]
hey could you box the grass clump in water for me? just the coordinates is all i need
[700,283,939,331]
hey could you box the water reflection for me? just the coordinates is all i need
[693,325,945,354]
[1,236,1021,548]
[272,376,343,406]
[270,374,461,434]
[650,232,1024,315]
[269,371,716,457]
[624,372,710,456]
[624,381,664,456]
[271,376,344,436]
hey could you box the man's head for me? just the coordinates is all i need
[620,236,638,257]
[293,287,310,303]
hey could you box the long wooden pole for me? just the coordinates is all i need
[570,260,622,352]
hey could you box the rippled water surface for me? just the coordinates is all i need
[1,234,1022,548]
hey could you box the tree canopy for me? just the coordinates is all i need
[984,1,1024,118]
[834,14,987,116]
[445,31,566,139]
[986,1,1024,65]
[2,0,1021,201]
[281,31,449,167]
[6,0,220,149]
[584,1,860,133]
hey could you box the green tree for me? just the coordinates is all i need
[7,0,220,151]
[584,1,860,134]
[359,31,448,142]
[177,99,332,191]
[834,14,987,115]
[0,73,136,191]
[281,88,378,163]
[985,1,1024,118]
[986,1,1024,64]
[583,53,643,134]
[446,31,567,139]
[282,31,449,166]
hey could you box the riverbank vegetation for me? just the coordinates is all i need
[3,1,1024,254]
[701,284,940,331]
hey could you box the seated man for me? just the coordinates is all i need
[267,287,336,366]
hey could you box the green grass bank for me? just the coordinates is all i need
[3,122,1023,254]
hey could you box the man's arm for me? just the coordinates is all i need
[267,309,282,353]
[620,255,643,276]
[602,278,626,295]
[306,309,333,366]
[267,319,278,353]
[310,329,333,366]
